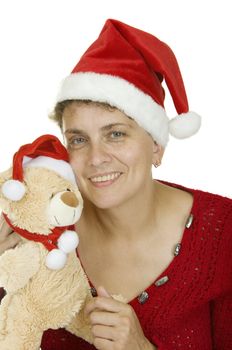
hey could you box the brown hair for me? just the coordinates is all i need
[49,99,117,129]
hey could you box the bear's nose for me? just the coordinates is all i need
[60,192,79,207]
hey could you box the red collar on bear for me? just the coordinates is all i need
[2,213,74,251]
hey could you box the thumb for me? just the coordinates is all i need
[97,286,112,298]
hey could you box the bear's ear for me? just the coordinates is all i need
[0,167,25,202]
[0,168,13,198]
[0,174,4,187]
[0,167,26,202]
[0,168,12,184]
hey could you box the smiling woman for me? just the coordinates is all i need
[61,101,161,211]
[1,17,231,350]
[40,19,232,350]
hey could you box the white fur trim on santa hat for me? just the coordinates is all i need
[57,72,170,147]
[169,112,201,139]
[23,156,76,184]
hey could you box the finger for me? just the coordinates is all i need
[93,337,114,350]
[85,295,128,316]
[89,310,119,327]
[0,215,13,239]
[92,324,116,341]
[7,232,21,247]
[0,233,21,253]
[97,286,112,298]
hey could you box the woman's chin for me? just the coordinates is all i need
[91,199,122,210]
[84,192,125,210]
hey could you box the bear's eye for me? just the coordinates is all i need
[66,188,71,192]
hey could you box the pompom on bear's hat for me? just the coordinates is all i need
[1,134,76,202]
[56,18,201,147]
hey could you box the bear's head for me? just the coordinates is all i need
[0,134,83,269]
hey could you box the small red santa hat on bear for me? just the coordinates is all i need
[56,18,201,147]
[1,134,76,201]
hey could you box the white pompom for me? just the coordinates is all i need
[57,230,79,253]
[169,111,201,139]
[1,180,26,201]
[45,249,67,270]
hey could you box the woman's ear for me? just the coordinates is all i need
[152,142,164,167]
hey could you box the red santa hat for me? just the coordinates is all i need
[56,18,201,147]
[1,134,76,201]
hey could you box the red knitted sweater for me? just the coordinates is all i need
[30,185,232,349]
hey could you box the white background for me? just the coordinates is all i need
[0,0,231,197]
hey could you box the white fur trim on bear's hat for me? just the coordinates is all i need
[23,156,76,184]
[56,19,201,147]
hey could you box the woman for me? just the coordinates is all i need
[1,19,232,350]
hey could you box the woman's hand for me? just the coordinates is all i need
[85,286,156,350]
[0,214,21,255]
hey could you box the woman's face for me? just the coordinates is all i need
[62,102,162,209]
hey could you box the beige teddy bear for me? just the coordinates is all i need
[0,134,94,350]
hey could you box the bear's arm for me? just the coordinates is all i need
[0,241,41,293]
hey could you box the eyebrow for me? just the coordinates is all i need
[64,123,132,135]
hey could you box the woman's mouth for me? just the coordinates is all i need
[89,172,122,187]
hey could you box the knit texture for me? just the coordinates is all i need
[3,183,231,349]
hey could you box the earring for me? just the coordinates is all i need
[154,160,161,168]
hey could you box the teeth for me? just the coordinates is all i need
[91,172,121,183]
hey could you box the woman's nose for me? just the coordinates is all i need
[88,142,111,167]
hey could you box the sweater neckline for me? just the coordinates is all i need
[129,181,199,306]
[76,180,199,306]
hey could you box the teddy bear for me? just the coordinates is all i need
[0,134,94,350]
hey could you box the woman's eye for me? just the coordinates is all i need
[110,131,126,138]
[68,137,87,148]
[73,137,86,143]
